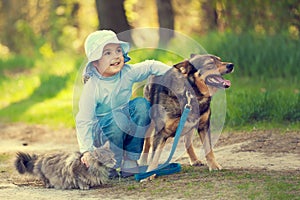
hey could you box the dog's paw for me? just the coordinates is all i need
[207,160,222,171]
[140,179,147,183]
[79,184,90,190]
[140,174,156,182]
[190,160,205,167]
[80,186,90,190]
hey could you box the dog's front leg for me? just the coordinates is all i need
[140,137,151,166]
[139,122,154,166]
[141,133,166,182]
[184,132,205,166]
[205,150,222,171]
[198,127,222,171]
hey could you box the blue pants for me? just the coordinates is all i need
[93,97,150,168]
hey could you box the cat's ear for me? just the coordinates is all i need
[102,141,110,149]
[190,53,196,58]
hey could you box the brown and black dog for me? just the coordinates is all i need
[140,54,234,181]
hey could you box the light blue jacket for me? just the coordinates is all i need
[76,60,171,153]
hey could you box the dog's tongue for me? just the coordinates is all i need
[214,76,231,88]
[223,79,231,87]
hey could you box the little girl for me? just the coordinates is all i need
[76,30,171,178]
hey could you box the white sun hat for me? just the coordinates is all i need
[84,30,130,62]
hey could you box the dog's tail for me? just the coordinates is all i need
[15,152,38,174]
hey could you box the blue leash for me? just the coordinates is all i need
[134,94,192,181]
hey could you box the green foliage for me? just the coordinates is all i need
[0,52,83,128]
[214,0,300,35]
[192,32,300,129]
[225,78,299,129]
[0,0,97,56]
[194,31,300,78]
[190,31,300,130]
[0,56,35,71]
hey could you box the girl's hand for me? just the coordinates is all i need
[81,152,91,168]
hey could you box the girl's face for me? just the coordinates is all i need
[92,43,125,77]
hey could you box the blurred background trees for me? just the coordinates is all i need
[0,0,299,128]
[95,0,132,42]
[0,0,299,55]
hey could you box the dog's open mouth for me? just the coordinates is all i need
[205,74,231,88]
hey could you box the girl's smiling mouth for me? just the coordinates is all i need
[110,62,120,66]
[110,59,121,66]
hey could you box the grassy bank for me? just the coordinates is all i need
[0,52,81,128]
[0,32,299,130]
[108,166,300,199]
[196,32,300,130]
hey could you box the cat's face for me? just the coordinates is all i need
[89,142,116,168]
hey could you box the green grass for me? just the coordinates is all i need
[225,77,300,130]
[104,166,300,199]
[193,31,300,78]
[0,32,299,130]
[0,51,82,128]
[179,167,300,199]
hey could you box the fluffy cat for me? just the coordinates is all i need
[15,142,115,190]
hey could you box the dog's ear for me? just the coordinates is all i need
[173,60,189,77]
[173,60,196,76]
[173,60,189,72]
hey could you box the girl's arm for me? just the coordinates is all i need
[75,79,98,153]
[128,60,171,82]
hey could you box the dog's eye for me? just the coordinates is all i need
[205,59,215,66]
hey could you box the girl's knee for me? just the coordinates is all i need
[130,97,151,126]
[132,97,150,111]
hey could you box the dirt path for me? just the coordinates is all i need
[0,123,299,199]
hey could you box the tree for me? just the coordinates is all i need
[95,0,132,42]
[201,0,218,32]
[156,0,174,47]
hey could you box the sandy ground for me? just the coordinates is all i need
[0,123,299,199]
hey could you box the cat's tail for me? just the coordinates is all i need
[15,152,38,174]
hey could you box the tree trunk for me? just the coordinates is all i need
[95,0,132,42]
[156,0,174,47]
[201,0,218,32]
